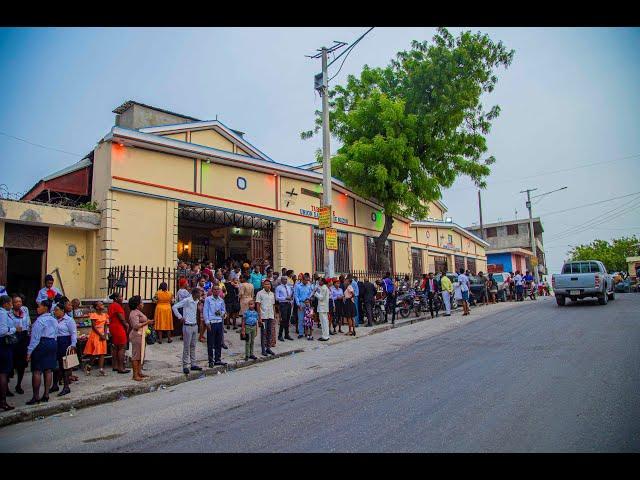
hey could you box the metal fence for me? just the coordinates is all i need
[107,265,418,300]
[107,265,180,301]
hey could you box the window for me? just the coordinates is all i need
[507,224,519,235]
[434,256,448,274]
[367,237,393,272]
[455,255,465,273]
[467,258,477,275]
[411,248,424,277]
[314,229,350,274]
[448,234,453,244]
[486,227,497,238]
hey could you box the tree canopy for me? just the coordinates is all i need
[303,28,514,270]
[568,236,639,273]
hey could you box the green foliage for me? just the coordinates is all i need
[77,201,99,212]
[568,236,639,273]
[302,28,513,269]
[303,27,514,222]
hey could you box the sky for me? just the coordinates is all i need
[1,27,639,273]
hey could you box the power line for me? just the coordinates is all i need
[546,197,640,242]
[536,191,640,217]
[446,152,640,194]
[328,27,375,83]
[0,131,83,157]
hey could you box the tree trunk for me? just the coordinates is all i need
[374,214,394,273]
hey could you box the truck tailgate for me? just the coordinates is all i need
[555,274,595,290]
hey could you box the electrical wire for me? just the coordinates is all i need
[536,191,640,217]
[328,27,375,83]
[0,131,82,157]
[545,196,640,242]
[446,153,640,193]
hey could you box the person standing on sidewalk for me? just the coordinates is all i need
[203,286,227,367]
[294,274,313,339]
[382,272,397,325]
[26,299,58,404]
[348,275,361,328]
[50,298,77,396]
[1,295,18,411]
[458,268,471,316]
[172,288,204,375]
[424,272,440,318]
[241,299,259,361]
[128,296,154,382]
[8,294,30,395]
[440,273,453,316]
[314,278,330,341]
[256,280,276,357]
[362,279,377,327]
[514,271,524,301]
[276,276,294,341]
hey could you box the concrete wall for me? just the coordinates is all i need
[46,227,96,299]
[116,104,195,130]
[190,129,235,152]
[487,252,513,272]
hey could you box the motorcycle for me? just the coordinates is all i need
[397,289,417,318]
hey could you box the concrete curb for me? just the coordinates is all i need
[0,349,304,429]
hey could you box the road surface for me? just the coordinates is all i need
[1,294,638,452]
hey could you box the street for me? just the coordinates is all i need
[1,294,639,452]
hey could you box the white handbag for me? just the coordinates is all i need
[62,346,80,370]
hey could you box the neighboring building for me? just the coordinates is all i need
[466,218,546,276]
[4,100,488,301]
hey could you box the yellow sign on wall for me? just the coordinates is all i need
[325,228,338,250]
[319,205,332,229]
[530,257,538,267]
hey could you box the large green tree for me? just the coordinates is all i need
[303,28,514,271]
[568,236,639,273]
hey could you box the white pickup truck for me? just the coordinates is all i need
[552,260,615,306]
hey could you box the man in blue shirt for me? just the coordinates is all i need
[347,274,360,327]
[249,266,265,294]
[294,274,313,339]
[203,286,227,367]
[382,272,397,325]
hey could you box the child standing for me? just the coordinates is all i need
[303,299,314,341]
[242,300,259,361]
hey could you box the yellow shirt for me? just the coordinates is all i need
[440,275,453,293]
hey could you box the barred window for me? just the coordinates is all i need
[367,237,393,273]
[314,228,350,274]
[467,258,477,275]
[411,248,424,277]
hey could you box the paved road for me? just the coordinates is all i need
[2,294,639,452]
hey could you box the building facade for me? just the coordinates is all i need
[466,218,546,276]
[4,100,488,300]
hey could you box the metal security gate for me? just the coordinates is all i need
[434,255,448,274]
[251,230,273,266]
[467,257,477,275]
[455,255,466,273]
[411,248,423,277]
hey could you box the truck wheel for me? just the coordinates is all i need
[598,293,608,305]
[556,296,565,306]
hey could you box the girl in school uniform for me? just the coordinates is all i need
[1,295,18,411]
[83,301,109,376]
[26,299,58,405]
[35,274,61,306]
[8,294,30,395]
[50,298,77,397]
[329,279,344,335]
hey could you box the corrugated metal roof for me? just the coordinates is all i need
[42,157,92,181]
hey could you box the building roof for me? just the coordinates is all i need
[139,119,272,162]
[21,157,93,201]
[466,217,544,233]
[112,100,200,122]
[411,219,490,247]
[41,157,92,182]
[486,247,534,256]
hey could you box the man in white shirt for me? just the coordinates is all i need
[172,288,204,374]
[256,280,276,356]
[314,278,331,341]
[275,276,294,341]
[514,271,524,301]
[458,268,471,316]
[203,286,227,367]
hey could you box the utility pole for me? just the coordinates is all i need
[320,47,335,277]
[478,190,484,240]
[520,188,538,283]
[522,185,568,283]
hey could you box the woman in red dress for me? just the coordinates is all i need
[107,292,130,374]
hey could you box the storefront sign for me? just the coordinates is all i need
[318,205,333,229]
[299,205,348,224]
[325,228,338,250]
[442,242,460,251]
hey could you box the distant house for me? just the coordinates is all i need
[466,218,546,276]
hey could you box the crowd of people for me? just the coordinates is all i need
[3,256,543,412]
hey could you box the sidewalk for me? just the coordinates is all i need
[0,300,522,427]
